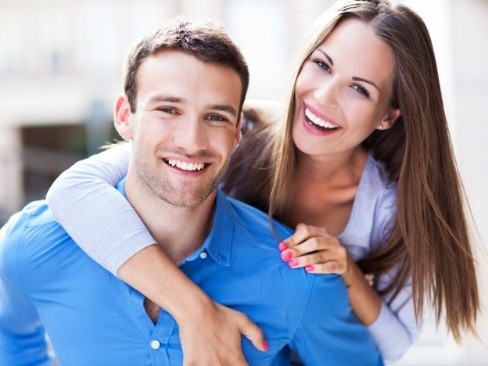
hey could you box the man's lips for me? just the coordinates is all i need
[162,157,211,173]
[164,158,206,172]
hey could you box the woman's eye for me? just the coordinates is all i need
[352,84,371,99]
[312,59,331,73]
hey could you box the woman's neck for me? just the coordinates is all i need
[284,148,369,235]
[296,148,368,186]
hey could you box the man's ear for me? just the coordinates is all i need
[114,95,133,141]
[233,113,242,151]
[376,108,401,131]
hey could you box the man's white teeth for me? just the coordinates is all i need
[305,108,338,129]
[167,159,205,171]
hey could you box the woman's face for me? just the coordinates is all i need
[292,19,400,159]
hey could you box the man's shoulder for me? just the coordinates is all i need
[224,195,293,239]
[2,200,66,241]
[222,194,350,298]
[0,200,73,274]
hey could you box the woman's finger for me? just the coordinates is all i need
[280,236,344,263]
[286,249,347,270]
[303,260,348,275]
[279,223,329,250]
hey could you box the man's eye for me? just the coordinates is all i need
[206,114,226,122]
[155,107,177,114]
[157,108,177,114]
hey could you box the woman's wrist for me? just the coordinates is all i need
[341,255,382,325]
[341,254,360,287]
[171,283,216,324]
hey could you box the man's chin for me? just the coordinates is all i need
[157,188,217,209]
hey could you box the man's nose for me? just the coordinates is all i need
[173,118,208,152]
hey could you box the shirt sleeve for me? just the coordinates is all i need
[0,214,52,366]
[367,185,420,363]
[367,270,419,363]
[290,275,383,365]
[46,143,156,276]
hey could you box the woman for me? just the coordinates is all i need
[47,0,479,363]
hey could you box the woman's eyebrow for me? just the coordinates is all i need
[352,77,379,92]
[315,49,380,92]
[316,48,334,66]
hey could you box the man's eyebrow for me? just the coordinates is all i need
[148,95,184,104]
[316,49,334,66]
[147,95,238,117]
[209,104,238,118]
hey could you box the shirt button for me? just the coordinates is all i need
[200,252,208,259]
[150,340,160,350]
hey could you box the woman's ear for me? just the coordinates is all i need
[376,108,401,131]
[114,95,133,141]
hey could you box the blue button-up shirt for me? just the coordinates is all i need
[0,183,383,366]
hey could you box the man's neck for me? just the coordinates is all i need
[124,173,216,264]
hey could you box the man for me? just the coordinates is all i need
[0,19,382,365]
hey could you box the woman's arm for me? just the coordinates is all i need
[46,144,267,364]
[279,225,418,363]
[366,269,417,362]
[47,143,152,272]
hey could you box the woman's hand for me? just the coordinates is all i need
[279,223,352,280]
[177,298,268,366]
[279,223,382,325]
[118,245,267,366]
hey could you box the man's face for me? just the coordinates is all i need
[115,50,242,208]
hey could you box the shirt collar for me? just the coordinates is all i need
[198,189,237,267]
[116,179,235,267]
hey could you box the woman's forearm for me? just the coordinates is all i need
[118,245,212,319]
[342,256,382,325]
[118,245,267,364]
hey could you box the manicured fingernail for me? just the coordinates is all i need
[262,340,269,351]
[278,241,290,251]
[281,251,293,261]
[288,259,299,267]
[305,265,315,272]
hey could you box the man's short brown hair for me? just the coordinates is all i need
[124,18,249,113]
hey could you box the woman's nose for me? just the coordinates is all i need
[314,79,338,108]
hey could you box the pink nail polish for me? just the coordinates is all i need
[262,340,269,352]
[281,251,293,261]
[305,265,314,272]
[288,259,299,267]
[278,241,290,251]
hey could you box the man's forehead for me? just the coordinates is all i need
[145,94,238,117]
[136,52,242,112]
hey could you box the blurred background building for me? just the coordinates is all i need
[0,0,487,364]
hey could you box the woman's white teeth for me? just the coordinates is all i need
[305,108,338,129]
[167,159,205,171]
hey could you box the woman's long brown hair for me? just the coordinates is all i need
[224,0,479,343]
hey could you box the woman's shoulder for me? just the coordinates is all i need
[358,153,397,250]
[363,153,396,195]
